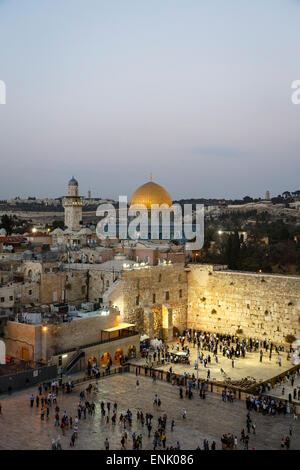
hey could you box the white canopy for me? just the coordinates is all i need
[140,334,150,342]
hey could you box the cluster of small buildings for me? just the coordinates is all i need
[0,178,299,385]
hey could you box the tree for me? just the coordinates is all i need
[0,214,15,235]
[225,230,241,269]
[51,220,65,230]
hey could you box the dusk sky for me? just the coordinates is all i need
[0,0,299,200]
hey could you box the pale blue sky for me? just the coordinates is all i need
[0,0,299,200]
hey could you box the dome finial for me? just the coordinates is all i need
[150,172,152,182]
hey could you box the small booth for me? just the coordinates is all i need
[101,323,136,342]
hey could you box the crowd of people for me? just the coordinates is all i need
[26,378,188,450]
[144,330,291,369]
[245,394,298,417]
[10,329,299,451]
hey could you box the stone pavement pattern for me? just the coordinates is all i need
[0,374,299,450]
[136,340,293,383]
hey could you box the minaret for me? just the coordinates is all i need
[63,177,83,230]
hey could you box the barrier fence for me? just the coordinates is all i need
[127,362,300,410]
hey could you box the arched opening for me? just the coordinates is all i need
[100,352,111,367]
[128,345,136,359]
[114,348,124,364]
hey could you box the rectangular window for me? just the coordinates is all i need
[179,289,182,298]
[29,290,32,295]
[136,295,139,306]
[0,297,4,303]
[9,296,13,301]
[152,293,156,304]
[165,291,169,301]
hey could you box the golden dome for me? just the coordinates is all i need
[130,178,172,209]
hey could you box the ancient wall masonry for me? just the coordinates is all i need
[187,265,300,344]
[105,264,188,335]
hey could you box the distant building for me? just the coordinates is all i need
[265,190,270,201]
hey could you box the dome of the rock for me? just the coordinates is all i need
[130,178,172,209]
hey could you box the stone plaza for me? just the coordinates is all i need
[0,373,299,450]
[134,340,294,385]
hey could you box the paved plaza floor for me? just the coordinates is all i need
[134,341,293,384]
[266,375,300,404]
[0,374,299,450]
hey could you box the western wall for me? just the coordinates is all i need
[187,264,300,345]
[106,263,300,345]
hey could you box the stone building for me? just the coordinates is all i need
[4,307,139,370]
[62,177,83,231]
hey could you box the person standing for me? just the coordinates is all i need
[104,438,109,450]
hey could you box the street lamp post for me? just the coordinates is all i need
[42,325,48,364]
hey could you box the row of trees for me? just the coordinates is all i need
[198,222,300,274]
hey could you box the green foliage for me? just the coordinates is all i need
[51,220,65,230]
[0,214,15,235]
[285,335,296,344]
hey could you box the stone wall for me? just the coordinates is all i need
[187,265,300,345]
[4,321,41,361]
[45,312,119,356]
[4,311,120,362]
[106,264,188,335]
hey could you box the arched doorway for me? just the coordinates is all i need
[128,345,136,359]
[86,356,97,368]
[100,352,111,367]
[114,348,124,364]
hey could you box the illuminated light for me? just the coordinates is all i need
[62,354,68,358]
[42,326,48,332]
[258,269,262,273]
[218,230,223,235]
[32,227,37,233]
